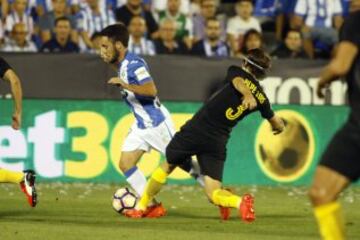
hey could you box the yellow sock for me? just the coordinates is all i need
[314,201,345,240]
[0,169,24,184]
[137,167,168,211]
[212,189,242,208]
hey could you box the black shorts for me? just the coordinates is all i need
[320,117,360,182]
[166,126,228,181]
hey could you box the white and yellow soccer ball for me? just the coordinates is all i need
[112,187,138,213]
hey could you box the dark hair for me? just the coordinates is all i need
[130,15,145,23]
[245,48,271,79]
[241,29,263,54]
[99,23,129,48]
[55,16,71,26]
[91,32,101,41]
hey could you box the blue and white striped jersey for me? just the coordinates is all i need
[76,6,115,37]
[295,0,343,28]
[118,52,166,129]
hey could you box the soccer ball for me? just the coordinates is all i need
[112,187,137,213]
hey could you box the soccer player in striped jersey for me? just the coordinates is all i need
[99,24,203,218]
[0,57,37,207]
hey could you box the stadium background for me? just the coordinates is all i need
[0,54,349,185]
[0,0,353,185]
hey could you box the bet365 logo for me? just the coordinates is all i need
[0,110,193,180]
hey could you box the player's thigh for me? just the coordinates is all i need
[319,120,360,183]
[166,130,198,166]
[309,121,360,205]
[143,120,174,154]
[119,150,146,170]
[309,166,350,206]
[122,126,151,153]
[197,152,226,184]
[120,128,149,171]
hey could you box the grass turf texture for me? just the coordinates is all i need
[1,184,359,240]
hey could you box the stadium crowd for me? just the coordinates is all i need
[0,0,351,59]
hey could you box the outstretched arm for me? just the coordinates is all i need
[3,69,23,130]
[108,77,157,97]
[232,77,257,110]
[317,42,358,98]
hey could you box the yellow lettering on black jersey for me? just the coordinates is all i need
[225,105,246,120]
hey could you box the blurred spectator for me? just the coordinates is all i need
[274,0,297,40]
[41,16,79,52]
[191,18,229,57]
[107,0,126,11]
[157,0,193,48]
[152,0,190,15]
[2,22,37,52]
[253,0,276,31]
[190,0,201,16]
[0,21,4,46]
[128,16,155,56]
[341,0,351,16]
[77,0,115,49]
[1,0,9,21]
[69,0,107,14]
[227,0,261,55]
[34,0,55,17]
[272,29,308,59]
[239,29,263,54]
[153,18,187,54]
[5,0,34,40]
[192,0,226,42]
[115,0,158,39]
[292,0,343,58]
[38,0,77,43]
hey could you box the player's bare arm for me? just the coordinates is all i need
[317,42,359,98]
[108,77,158,97]
[232,77,257,110]
[3,69,23,130]
[268,115,285,135]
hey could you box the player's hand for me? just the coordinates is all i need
[270,116,285,135]
[316,79,329,99]
[108,77,126,88]
[242,94,257,110]
[272,127,284,135]
[12,112,21,130]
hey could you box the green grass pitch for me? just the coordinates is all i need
[1,184,359,240]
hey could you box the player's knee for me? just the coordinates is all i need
[118,159,134,173]
[309,186,336,206]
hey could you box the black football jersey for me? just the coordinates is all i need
[184,66,274,136]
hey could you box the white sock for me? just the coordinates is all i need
[124,166,146,197]
[190,158,205,187]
